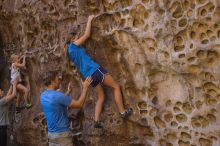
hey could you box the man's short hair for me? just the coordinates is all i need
[42,70,60,86]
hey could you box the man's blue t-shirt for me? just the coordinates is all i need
[68,43,100,78]
[40,90,72,133]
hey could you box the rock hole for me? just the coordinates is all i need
[173,10,183,18]
[175,101,182,107]
[207,50,219,59]
[199,138,212,146]
[176,114,187,123]
[196,50,206,59]
[182,102,193,114]
[69,4,77,10]
[207,89,217,97]
[140,109,148,115]
[201,39,209,44]
[178,140,190,146]
[174,45,185,52]
[205,95,217,105]
[138,101,147,109]
[187,57,196,63]
[206,114,216,123]
[174,106,181,112]
[171,121,178,127]
[191,118,201,128]
[180,132,191,141]
[154,116,166,128]
[164,51,170,58]
[175,36,183,44]
[166,133,177,141]
[166,100,172,107]
[200,32,206,40]
[149,47,155,52]
[201,9,207,16]
[64,0,71,7]
[190,31,196,39]
[179,18,187,27]
[149,108,158,116]
[152,96,158,105]
[206,30,213,37]
[164,112,173,122]
[179,54,185,59]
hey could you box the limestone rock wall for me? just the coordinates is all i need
[1,0,220,146]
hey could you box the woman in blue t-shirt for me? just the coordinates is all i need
[64,15,132,128]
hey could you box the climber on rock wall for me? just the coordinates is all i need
[10,54,32,113]
[64,15,133,129]
[0,81,17,146]
[40,70,92,146]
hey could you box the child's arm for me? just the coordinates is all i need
[14,55,26,68]
[74,15,95,46]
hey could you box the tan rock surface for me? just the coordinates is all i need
[0,0,220,146]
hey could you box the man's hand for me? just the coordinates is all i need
[65,82,73,96]
[23,55,26,61]
[83,76,92,89]
[88,15,95,22]
[67,82,73,92]
[68,77,92,109]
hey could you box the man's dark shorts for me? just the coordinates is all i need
[0,125,7,146]
[91,67,108,88]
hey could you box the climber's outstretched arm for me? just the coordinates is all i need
[14,55,26,68]
[74,15,95,46]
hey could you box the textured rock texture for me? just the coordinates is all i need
[1,0,220,146]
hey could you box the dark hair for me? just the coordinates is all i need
[66,32,77,44]
[42,70,59,86]
[64,32,77,71]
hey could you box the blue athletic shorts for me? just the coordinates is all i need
[91,67,108,88]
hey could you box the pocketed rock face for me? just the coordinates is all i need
[1,0,220,146]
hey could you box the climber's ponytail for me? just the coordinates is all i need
[64,43,71,71]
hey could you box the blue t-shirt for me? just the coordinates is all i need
[68,43,100,78]
[40,90,72,133]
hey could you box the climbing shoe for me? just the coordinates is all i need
[25,103,32,109]
[120,108,133,119]
[94,121,103,128]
